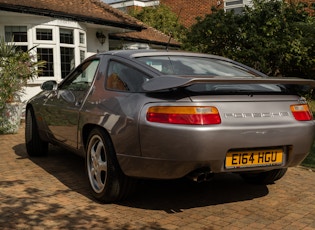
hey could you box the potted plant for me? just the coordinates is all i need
[0,37,45,134]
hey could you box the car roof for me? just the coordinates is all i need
[99,49,228,61]
[90,49,268,78]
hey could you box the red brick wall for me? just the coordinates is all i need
[160,0,223,28]
[128,0,314,28]
[293,0,315,15]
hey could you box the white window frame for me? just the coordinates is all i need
[59,28,75,45]
[33,26,56,45]
[224,0,252,12]
[29,45,58,84]
[4,25,29,48]
[79,31,86,46]
[80,49,86,63]
[4,24,88,84]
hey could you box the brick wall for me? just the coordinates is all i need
[294,0,315,15]
[160,0,223,28]
[127,0,314,28]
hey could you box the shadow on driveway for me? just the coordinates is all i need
[13,143,269,213]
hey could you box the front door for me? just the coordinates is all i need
[43,59,100,149]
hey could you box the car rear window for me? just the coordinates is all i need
[137,56,297,94]
[185,83,284,94]
[136,56,257,77]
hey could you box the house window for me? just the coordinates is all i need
[225,0,245,14]
[60,47,75,78]
[60,29,73,44]
[226,0,243,6]
[79,32,85,44]
[226,7,244,13]
[36,28,53,40]
[15,46,28,52]
[5,26,27,42]
[37,48,54,77]
[80,50,86,63]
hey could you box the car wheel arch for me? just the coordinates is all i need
[25,105,49,156]
[82,124,118,160]
[84,126,137,202]
[25,104,50,142]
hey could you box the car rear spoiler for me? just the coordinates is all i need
[142,75,315,92]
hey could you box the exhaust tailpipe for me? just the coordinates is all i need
[187,169,214,183]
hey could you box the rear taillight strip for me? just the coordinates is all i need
[290,104,313,121]
[146,106,221,125]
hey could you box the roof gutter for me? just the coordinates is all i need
[0,4,145,31]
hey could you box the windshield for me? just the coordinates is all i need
[137,56,258,77]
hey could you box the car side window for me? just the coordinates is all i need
[106,61,150,92]
[60,60,100,91]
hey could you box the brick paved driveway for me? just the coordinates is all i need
[1,125,315,230]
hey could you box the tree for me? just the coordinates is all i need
[183,0,315,78]
[182,8,242,59]
[129,4,187,41]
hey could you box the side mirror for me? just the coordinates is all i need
[41,80,58,91]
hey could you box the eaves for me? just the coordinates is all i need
[0,3,145,31]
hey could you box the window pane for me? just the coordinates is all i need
[37,48,54,77]
[79,32,85,44]
[226,0,243,6]
[60,47,75,78]
[16,46,28,52]
[80,50,86,63]
[107,61,150,92]
[71,60,99,88]
[226,7,244,14]
[36,28,53,40]
[5,26,27,42]
[60,29,73,44]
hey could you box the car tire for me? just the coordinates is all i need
[25,107,48,157]
[86,128,135,203]
[241,168,287,184]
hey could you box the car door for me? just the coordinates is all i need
[43,59,100,149]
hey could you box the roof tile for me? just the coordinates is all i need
[0,0,180,46]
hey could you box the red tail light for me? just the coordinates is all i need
[290,104,313,121]
[146,106,221,125]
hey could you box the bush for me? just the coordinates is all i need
[183,0,315,78]
[0,37,45,133]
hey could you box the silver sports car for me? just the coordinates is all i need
[25,50,315,202]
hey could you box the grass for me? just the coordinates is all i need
[301,143,315,169]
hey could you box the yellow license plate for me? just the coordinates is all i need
[225,148,283,169]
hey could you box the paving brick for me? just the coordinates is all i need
[1,124,315,229]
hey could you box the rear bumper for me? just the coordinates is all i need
[117,151,311,179]
[118,121,315,179]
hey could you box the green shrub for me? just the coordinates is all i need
[0,37,45,134]
[301,144,315,169]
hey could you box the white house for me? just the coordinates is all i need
[103,0,160,12]
[0,0,180,102]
